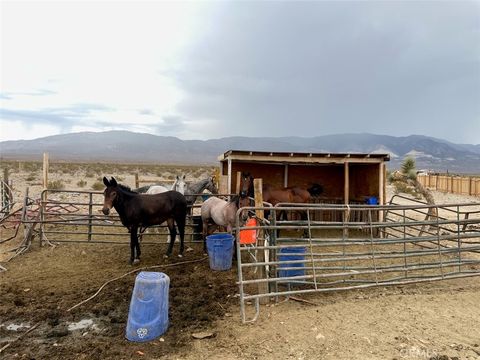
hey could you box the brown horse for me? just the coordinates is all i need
[240,172,317,219]
[102,177,187,264]
[240,172,312,205]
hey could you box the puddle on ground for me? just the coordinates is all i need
[1,323,31,331]
[67,319,98,331]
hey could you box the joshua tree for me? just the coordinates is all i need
[389,157,437,232]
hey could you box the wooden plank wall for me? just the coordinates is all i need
[417,174,480,196]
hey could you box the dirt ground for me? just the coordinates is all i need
[1,167,480,360]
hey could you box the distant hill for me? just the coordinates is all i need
[1,131,479,173]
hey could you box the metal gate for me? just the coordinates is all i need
[235,202,480,323]
[25,189,220,245]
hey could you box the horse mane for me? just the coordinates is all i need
[117,183,138,194]
[231,195,240,207]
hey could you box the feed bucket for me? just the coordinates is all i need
[126,272,169,342]
[366,196,378,205]
[239,218,257,245]
[278,247,306,278]
[206,233,234,271]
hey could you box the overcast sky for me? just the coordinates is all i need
[1,0,479,144]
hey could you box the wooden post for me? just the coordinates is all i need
[2,168,9,211]
[284,164,288,187]
[135,173,139,189]
[213,167,220,188]
[41,152,49,246]
[42,152,49,191]
[227,158,232,194]
[344,162,349,204]
[254,178,269,304]
[235,171,242,194]
[379,163,384,206]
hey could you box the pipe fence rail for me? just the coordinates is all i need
[24,189,230,245]
[235,202,480,323]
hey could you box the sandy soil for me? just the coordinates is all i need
[1,169,480,360]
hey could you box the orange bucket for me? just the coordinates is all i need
[239,218,257,245]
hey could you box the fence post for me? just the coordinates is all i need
[235,171,242,194]
[254,178,269,304]
[135,173,139,189]
[88,192,93,242]
[41,153,49,246]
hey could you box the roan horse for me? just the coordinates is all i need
[102,177,187,264]
[200,195,249,253]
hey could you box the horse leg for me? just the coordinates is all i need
[202,219,209,254]
[165,218,176,258]
[130,226,140,265]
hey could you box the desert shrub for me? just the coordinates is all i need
[92,181,104,191]
[48,180,65,190]
[23,161,41,172]
[77,180,87,188]
[26,173,38,182]
[85,170,95,178]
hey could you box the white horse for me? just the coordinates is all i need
[146,175,186,195]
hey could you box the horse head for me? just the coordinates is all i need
[232,194,250,222]
[240,172,254,198]
[307,183,324,197]
[206,176,218,194]
[102,176,118,215]
[173,174,186,194]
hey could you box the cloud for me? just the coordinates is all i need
[0,103,116,137]
[170,1,480,143]
[138,109,155,116]
[1,1,478,144]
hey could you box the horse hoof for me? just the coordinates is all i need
[132,259,140,265]
[178,254,183,258]
[163,254,170,259]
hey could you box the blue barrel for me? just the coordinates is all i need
[278,247,306,278]
[206,233,234,271]
[126,272,169,342]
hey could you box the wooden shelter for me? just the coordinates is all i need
[218,150,390,205]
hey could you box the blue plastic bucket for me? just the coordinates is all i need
[278,247,306,278]
[126,272,169,342]
[206,233,234,271]
[366,196,378,205]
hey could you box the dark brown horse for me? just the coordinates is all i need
[102,177,187,264]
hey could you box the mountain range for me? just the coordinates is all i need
[1,131,479,173]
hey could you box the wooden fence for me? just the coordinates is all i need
[417,174,480,196]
